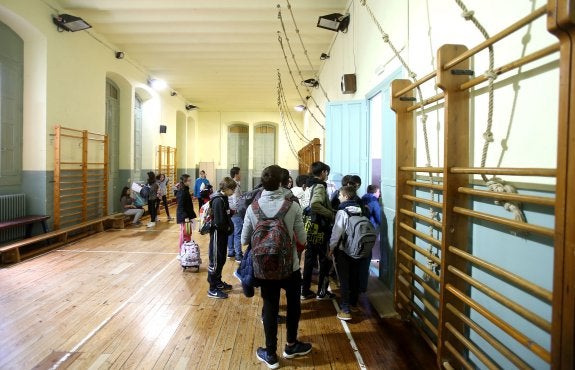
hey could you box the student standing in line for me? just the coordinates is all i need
[176,174,197,248]
[207,177,237,299]
[155,173,173,221]
[146,171,160,228]
[241,165,311,369]
[194,170,210,209]
[227,166,243,261]
[329,186,366,320]
[301,161,336,300]
[291,175,308,208]
[362,184,382,229]
[120,186,144,226]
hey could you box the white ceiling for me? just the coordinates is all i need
[58,0,348,112]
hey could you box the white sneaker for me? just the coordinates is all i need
[146,222,156,228]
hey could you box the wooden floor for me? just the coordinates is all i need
[0,210,435,369]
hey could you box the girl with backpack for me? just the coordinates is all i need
[176,174,197,249]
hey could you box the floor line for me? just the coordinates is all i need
[331,299,368,369]
[56,249,178,255]
[49,260,174,369]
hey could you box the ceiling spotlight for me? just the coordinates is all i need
[185,104,198,111]
[301,78,319,88]
[52,14,92,32]
[148,78,167,90]
[320,53,330,60]
[170,90,177,97]
[294,105,306,112]
[115,51,125,59]
[317,13,350,32]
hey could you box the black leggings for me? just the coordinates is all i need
[155,195,171,218]
[148,199,157,222]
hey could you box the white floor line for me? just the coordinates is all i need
[49,260,174,370]
[331,300,368,369]
[56,249,178,255]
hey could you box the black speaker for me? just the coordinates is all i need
[341,74,356,94]
[159,125,167,134]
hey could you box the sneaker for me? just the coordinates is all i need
[260,315,286,324]
[256,347,279,369]
[207,289,228,299]
[337,311,352,321]
[300,290,315,301]
[131,221,142,227]
[227,252,236,258]
[146,222,156,228]
[283,340,312,358]
[235,256,243,263]
[316,291,336,300]
[216,281,232,291]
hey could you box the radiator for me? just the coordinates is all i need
[0,194,26,243]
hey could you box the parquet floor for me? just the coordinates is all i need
[0,211,435,369]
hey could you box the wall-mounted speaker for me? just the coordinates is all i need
[159,125,167,134]
[341,74,356,94]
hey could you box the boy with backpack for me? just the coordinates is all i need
[207,177,237,299]
[329,186,377,321]
[241,165,311,369]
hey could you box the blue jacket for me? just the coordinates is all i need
[194,177,210,197]
[361,193,382,228]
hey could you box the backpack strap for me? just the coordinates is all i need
[251,198,267,221]
[252,198,292,220]
[274,199,292,219]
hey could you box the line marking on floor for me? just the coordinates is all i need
[331,299,368,369]
[49,260,174,370]
[56,249,178,255]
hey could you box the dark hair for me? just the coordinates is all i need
[147,171,156,185]
[341,175,353,186]
[219,177,238,191]
[156,173,165,180]
[230,166,241,178]
[367,184,380,194]
[261,165,283,191]
[295,174,308,187]
[200,170,206,174]
[120,186,130,200]
[350,175,362,187]
[339,185,357,199]
[280,168,290,187]
[180,174,191,184]
[310,161,330,177]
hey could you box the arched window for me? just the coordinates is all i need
[227,123,249,173]
[253,123,276,175]
[133,94,143,176]
[105,79,120,212]
[0,21,23,186]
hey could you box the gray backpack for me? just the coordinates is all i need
[342,210,377,259]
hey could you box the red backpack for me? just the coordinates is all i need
[250,199,294,280]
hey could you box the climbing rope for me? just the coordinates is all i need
[360,0,441,280]
[454,0,526,223]
[284,0,331,103]
[277,5,326,118]
[277,72,312,144]
[277,32,325,131]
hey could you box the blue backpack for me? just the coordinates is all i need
[140,184,151,200]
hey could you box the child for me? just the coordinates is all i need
[156,173,173,221]
[120,186,144,226]
[207,177,237,299]
[329,185,365,321]
[291,175,308,209]
[146,171,160,228]
[176,174,197,248]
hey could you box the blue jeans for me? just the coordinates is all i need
[227,214,243,257]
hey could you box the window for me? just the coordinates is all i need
[227,123,249,172]
[253,123,276,175]
[0,22,23,186]
[133,94,142,175]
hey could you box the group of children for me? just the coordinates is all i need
[122,163,383,369]
[120,172,174,228]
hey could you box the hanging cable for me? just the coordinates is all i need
[277,33,325,130]
[277,5,327,117]
[277,72,312,144]
[283,1,331,102]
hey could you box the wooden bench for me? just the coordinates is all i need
[0,215,50,238]
[0,214,124,264]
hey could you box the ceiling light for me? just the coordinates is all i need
[52,14,92,32]
[320,53,330,60]
[317,13,350,32]
[301,78,319,88]
[294,105,306,112]
[185,104,198,111]
[148,78,167,90]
